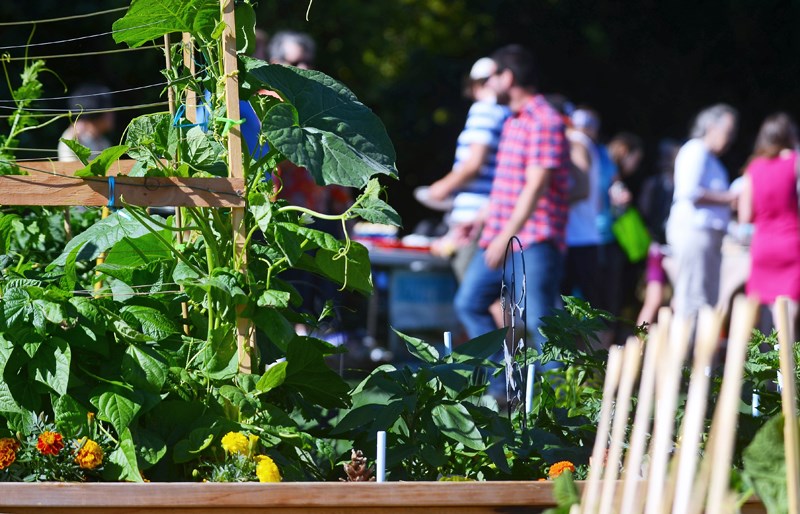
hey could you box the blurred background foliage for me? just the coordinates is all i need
[1,0,800,230]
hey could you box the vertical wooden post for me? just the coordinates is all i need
[221,0,255,373]
[182,32,197,123]
[776,296,800,514]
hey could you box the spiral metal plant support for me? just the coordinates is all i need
[500,236,528,428]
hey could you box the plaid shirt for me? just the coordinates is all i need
[479,94,570,251]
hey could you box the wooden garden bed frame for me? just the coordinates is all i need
[0,481,767,514]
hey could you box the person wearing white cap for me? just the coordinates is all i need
[421,57,511,280]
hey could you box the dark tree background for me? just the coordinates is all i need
[1,0,799,231]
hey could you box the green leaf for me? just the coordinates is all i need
[201,326,238,380]
[331,400,405,435]
[234,2,256,54]
[242,57,397,188]
[122,345,169,394]
[74,145,130,177]
[182,126,224,171]
[51,209,168,266]
[743,414,791,514]
[431,403,485,451]
[251,307,295,351]
[255,360,287,393]
[315,242,373,295]
[451,328,507,364]
[92,388,143,436]
[53,394,90,436]
[124,113,172,166]
[112,0,218,48]
[257,289,291,308]
[120,305,180,341]
[59,138,91,165]
[102,231,173,269]
[351,178,402,226]
[130,426,167,470]
[248,191,273,233]
[31,337,71,395]
[284,339,350,408]
[104,428,143,482]
[394,329,439,364]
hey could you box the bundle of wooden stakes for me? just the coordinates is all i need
[573,294,800,514]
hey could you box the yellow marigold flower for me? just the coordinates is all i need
[548,460,576,480]
[74,438,104,470]
[37,431,65,456]
[0,438,20,470]
[255,455,282,483]
[220,432,249,456]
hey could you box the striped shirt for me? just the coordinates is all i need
[453,100,512,196]
[479,95,571,251]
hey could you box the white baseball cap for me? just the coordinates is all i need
[469,57,496,80]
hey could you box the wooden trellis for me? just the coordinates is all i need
[0,0,255,372]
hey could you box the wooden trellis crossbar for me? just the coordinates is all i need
[0,160,245,208]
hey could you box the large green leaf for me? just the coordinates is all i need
[451,328,507,365]
[331,400,405,435]
[124,113,172,167]
[122,345,169,394]
[51,209,168,266]
[52,394,90,436]
[255,360,287,393]
[742,414,791,514]
[120,305,180,341]
[102,231,173,269]
[431,402,485,451]
[31,337,71,395]
[103,428,144,482]
[314,242,373,295]
[284,339,350,409]
[74,145,130,177]
[112,0,218,48]
[92,388,143,436]
[201,326,238,380]
[242,57,397,188]
[394,329,439,364]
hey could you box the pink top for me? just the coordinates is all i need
[745,151,800,303]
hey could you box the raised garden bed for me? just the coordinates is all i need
[0,482,767,514]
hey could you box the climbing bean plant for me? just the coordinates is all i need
[0,0,400,481]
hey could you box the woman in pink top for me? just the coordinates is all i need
[738,112,800,339]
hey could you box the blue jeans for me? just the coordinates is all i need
[454,241,564,355]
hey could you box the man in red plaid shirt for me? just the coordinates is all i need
[454,45,570,366]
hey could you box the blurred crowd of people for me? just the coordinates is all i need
[419,44,800,352]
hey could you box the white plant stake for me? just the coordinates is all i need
[376,431,386,483]
[443,331,452,356]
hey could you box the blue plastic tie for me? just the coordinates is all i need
[107,176,115,208]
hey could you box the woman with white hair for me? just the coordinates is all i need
[666,103,739,322]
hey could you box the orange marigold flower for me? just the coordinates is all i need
[74,438,104,470]
[36,431,65,456]
[548,460,576,480]
[0,438,19,470]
